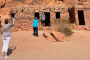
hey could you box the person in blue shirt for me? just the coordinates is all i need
[33,17,39,37]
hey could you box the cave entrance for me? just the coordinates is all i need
[45,12,50,26]
[78,11,85,25]
[56,12,60,19]
[34,12,39,19]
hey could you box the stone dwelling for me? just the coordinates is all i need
[9,0,90,31]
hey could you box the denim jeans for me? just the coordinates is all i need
[33,27,38,36]
[0,21,1,25]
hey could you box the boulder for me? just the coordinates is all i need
[84,27,90,31]
[50,31,67,42]
[43,32,57,42]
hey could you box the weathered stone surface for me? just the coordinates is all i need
[43,32,57,42]
[0,0,6,8]
[50,31,67,42]
[9,5,69,31]
[0,0,90,31]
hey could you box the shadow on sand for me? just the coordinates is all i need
[7,46,16,56]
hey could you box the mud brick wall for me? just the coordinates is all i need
[74,5,90,30]
[10,5,69,31]
[75,5,90,26]
[14,12,34,31]
[84,11,90,26]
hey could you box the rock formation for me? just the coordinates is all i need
[0,0,6,8]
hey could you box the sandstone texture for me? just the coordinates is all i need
[43,30,67,42]
[9,5,68,31]
[0,30,90,60]
[51,31,67,42]
[0,0,6,8]
[43,32,57,42]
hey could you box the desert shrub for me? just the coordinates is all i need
[38,25,43,30]
[56,25,73,36]
[52,19,73,36]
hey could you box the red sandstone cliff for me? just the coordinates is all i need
[0,0,63,20]
[0,0,6,8]
[0,0,90,21]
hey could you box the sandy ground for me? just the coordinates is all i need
[0,30,90,60]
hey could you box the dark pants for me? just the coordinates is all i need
[33,27,38,36]
[0,21,1,25]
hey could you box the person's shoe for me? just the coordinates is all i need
[36,35,39,37]
[34,35,36,36]
[4,56,10,59]
[33,33,36,36]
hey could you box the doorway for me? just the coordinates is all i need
[34,12,39,19]
[45,12,50,26]
[78,11,85,25]
[56,12,60,19]
[11,13,15,18]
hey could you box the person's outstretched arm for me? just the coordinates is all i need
[10,17,14,27]
[12,17,14,23]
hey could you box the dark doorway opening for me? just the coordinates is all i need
[56,12,60,19]
[45,12,50,26]
[78,11,85,25]
[68,8,76,23]
[22,9,23,12]
[34,12,39,19]
[11,13,15,18]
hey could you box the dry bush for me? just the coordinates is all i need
[38,25,43,30]
[51,19,73,36]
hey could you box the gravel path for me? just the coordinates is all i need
[0,30,90,60]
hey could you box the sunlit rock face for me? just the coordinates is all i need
[0,0,6,8]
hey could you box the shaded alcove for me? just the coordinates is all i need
[68,7,76,23]
[34,12,39,19]
[78,10,85,25]
[11,13,15,18]
[45,12,50,26]
[56,12,60,19]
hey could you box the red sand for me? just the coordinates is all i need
[0,30,90,60]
